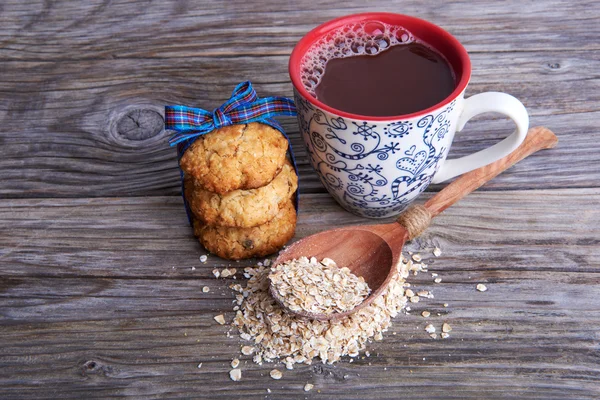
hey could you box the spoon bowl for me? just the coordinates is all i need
[270,127,558,322]
[270,224,406,320]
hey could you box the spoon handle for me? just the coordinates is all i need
[397,126,557,240]
[424,126,557,217]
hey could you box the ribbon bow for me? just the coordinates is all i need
[165,81,297,149]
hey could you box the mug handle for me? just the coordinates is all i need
[431,92,529,184]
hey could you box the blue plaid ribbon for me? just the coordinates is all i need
[165,81,299,224]
[165,81,297,152]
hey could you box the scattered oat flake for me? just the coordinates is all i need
[434,278,442,284]
[241,345,255,355]
[304,383,314,392]
[270,369,283,380]
[425,324,436,333]
[421,311,431,318]
[429,333,437,339]
[202,286,210,293]
[231,359,240,368]
[212,269,220,278]
[409,295,420,303]
[433,247,442,257]
[443,303,449,308]
[197,363,202,368]
[231,255,412,367]
[200,255,208,263]
[405,289,415,298]
[214,314,226,325]
[221,268,231,278]
[431,273,438,277]
[441,332,450,339]
[266,389,271,393]
[191,266,196,271]
[417,290,429,297]
[229,368,242,381]
[442,323,452,333]
[412,254,422,262]
[477,284,488,292]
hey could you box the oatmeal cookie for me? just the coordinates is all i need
[193,201,296,260]
[180,122,288,194]
[185,159,297,228]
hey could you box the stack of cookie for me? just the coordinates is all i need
[180,122,298,260]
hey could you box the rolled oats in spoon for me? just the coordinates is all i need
[268,257,371,315]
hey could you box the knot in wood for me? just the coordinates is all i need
[396,205,432,241]
[116,109,164,140]
[84,360,97,370]
[80,359,114,377]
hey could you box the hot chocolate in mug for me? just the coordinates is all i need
[289,13,529,218]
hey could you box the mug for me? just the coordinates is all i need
[289,13,529,218]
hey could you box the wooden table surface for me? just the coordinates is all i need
[1,1,599,399]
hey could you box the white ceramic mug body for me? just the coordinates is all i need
[294,89,465,218]
[290,13,529,218]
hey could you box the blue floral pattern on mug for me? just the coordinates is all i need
[295,91,463,218]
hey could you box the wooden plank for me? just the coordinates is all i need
[1,314,598,399]
[1,192,599,398]
[0,0,598,62]
[0,290,599,399]
[0,190,598,278]
[0,50,599,198]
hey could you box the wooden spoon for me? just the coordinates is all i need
[269,126,558,321]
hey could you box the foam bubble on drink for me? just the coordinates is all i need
[300,21,414,96]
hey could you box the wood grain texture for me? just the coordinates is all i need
[1,190,598,278]
[0,0,598,61]
[0,192,599,399]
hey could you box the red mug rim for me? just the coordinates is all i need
[289,13,472,121]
